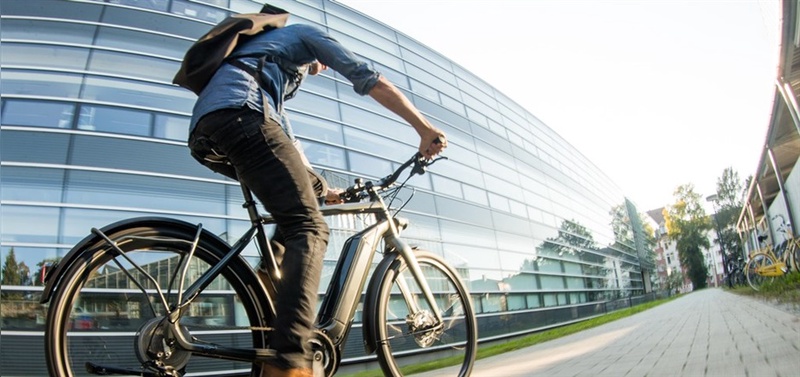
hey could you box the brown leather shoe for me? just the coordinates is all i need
[259,363,312,377]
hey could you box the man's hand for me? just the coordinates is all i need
[324,188,344,205]
[420,129,447,159]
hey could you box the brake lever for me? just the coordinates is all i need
[411,155,448,176]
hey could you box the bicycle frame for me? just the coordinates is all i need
[134,177,444,364]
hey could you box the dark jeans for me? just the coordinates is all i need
[188,107,329,370]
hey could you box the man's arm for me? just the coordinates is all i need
[368,76,447,159]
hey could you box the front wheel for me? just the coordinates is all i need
[373,250,477,376]
[745,252,776,290]
[44,221,269,377]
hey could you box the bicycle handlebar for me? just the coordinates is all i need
[340,152,447,203]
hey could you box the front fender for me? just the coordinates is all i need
[40,216,230,304]
[362,250,402,355]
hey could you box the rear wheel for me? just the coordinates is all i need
[373,250,477,376]
[745,252,776,291]
[44,223,269,377]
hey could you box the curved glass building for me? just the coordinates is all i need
[0,0,654,374]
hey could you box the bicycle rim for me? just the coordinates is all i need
[791,241,800,272]
[745,252,775,291]
[45,225,267,377]
[375,251,477,377]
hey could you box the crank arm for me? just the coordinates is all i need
[85,362,166,377]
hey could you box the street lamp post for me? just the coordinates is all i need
[706,194,730,288]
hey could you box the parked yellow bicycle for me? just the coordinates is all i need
[745,215,800,290]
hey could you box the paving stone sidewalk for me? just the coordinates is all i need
[413,288,800,376]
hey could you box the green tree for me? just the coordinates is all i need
[666,269,685,293]
[2,248,22,286]
[665,184,710,290]
[710,168,745,264]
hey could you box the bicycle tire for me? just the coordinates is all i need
[791,240,800,272]
[44,221,269,377]
[744,252,776,291]
[373,250,477,376]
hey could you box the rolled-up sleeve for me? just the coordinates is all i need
[296,25,381,95]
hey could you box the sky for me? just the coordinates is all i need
[337,0,783,211]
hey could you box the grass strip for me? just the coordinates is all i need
[344,297,675,377]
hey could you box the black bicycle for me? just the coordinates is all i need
[40,153,478,377]
[724,254,745,287]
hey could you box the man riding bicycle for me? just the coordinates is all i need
[187,15,447,377]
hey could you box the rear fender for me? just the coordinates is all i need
[40,216,231,304]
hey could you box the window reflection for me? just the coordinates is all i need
[89,50,180,82]
[170,0,228,23]
[78,105,152,136]
[1,44,89,70]
[289,112,344,144]
[431,174,462,199]
[1,70,83,98]
[1,206,60,244]
[1,100,74,128]
[343,127,407,161]
[347,151,391,178]
[65,171,227,214]
[154,114,189,141]
[82,76,195,113]
[299,139,346,169]
[1,19,96,44]
[1,167,65,202]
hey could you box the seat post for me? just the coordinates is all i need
[239,182,262,225]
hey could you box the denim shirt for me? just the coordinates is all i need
[189,24,381,135]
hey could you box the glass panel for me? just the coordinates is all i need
[301,74,338,98]
[503,272,538,291]
[540,275,565,289]
[1,206,59,244]
[0,130,71,164]
[154,114,190,141]
[434,196,492,227]
[1,167,64,202]
[95,26,193,59]
[461,184,488,206]
[1,70,82,98]
[170,0,229,23]
[328,31,403,72]
[431,174,462,198]
[298,139,346,169]
[410,79,439,103]
[82,76,195,113]
[543,294,557,307]
[343,127,407,161]
[326,15,400,55]
[439,219,496,249]
[1,100,74,128]
[65,171,227,214]
[106,0,169,10]
[89,50,180,82]
[506,294,527,311]
[68,135,214,178]
[1,44,90,70]
[288,112,344,144]
[374,62,408,89]
[77,105,152,137]
[444,244,500,270]
[526,293,542,308]
[60,208,227,245]
[286,92,340,120]
[347,151,391,178]
[1,19,96,44]
[339,105,415,146]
